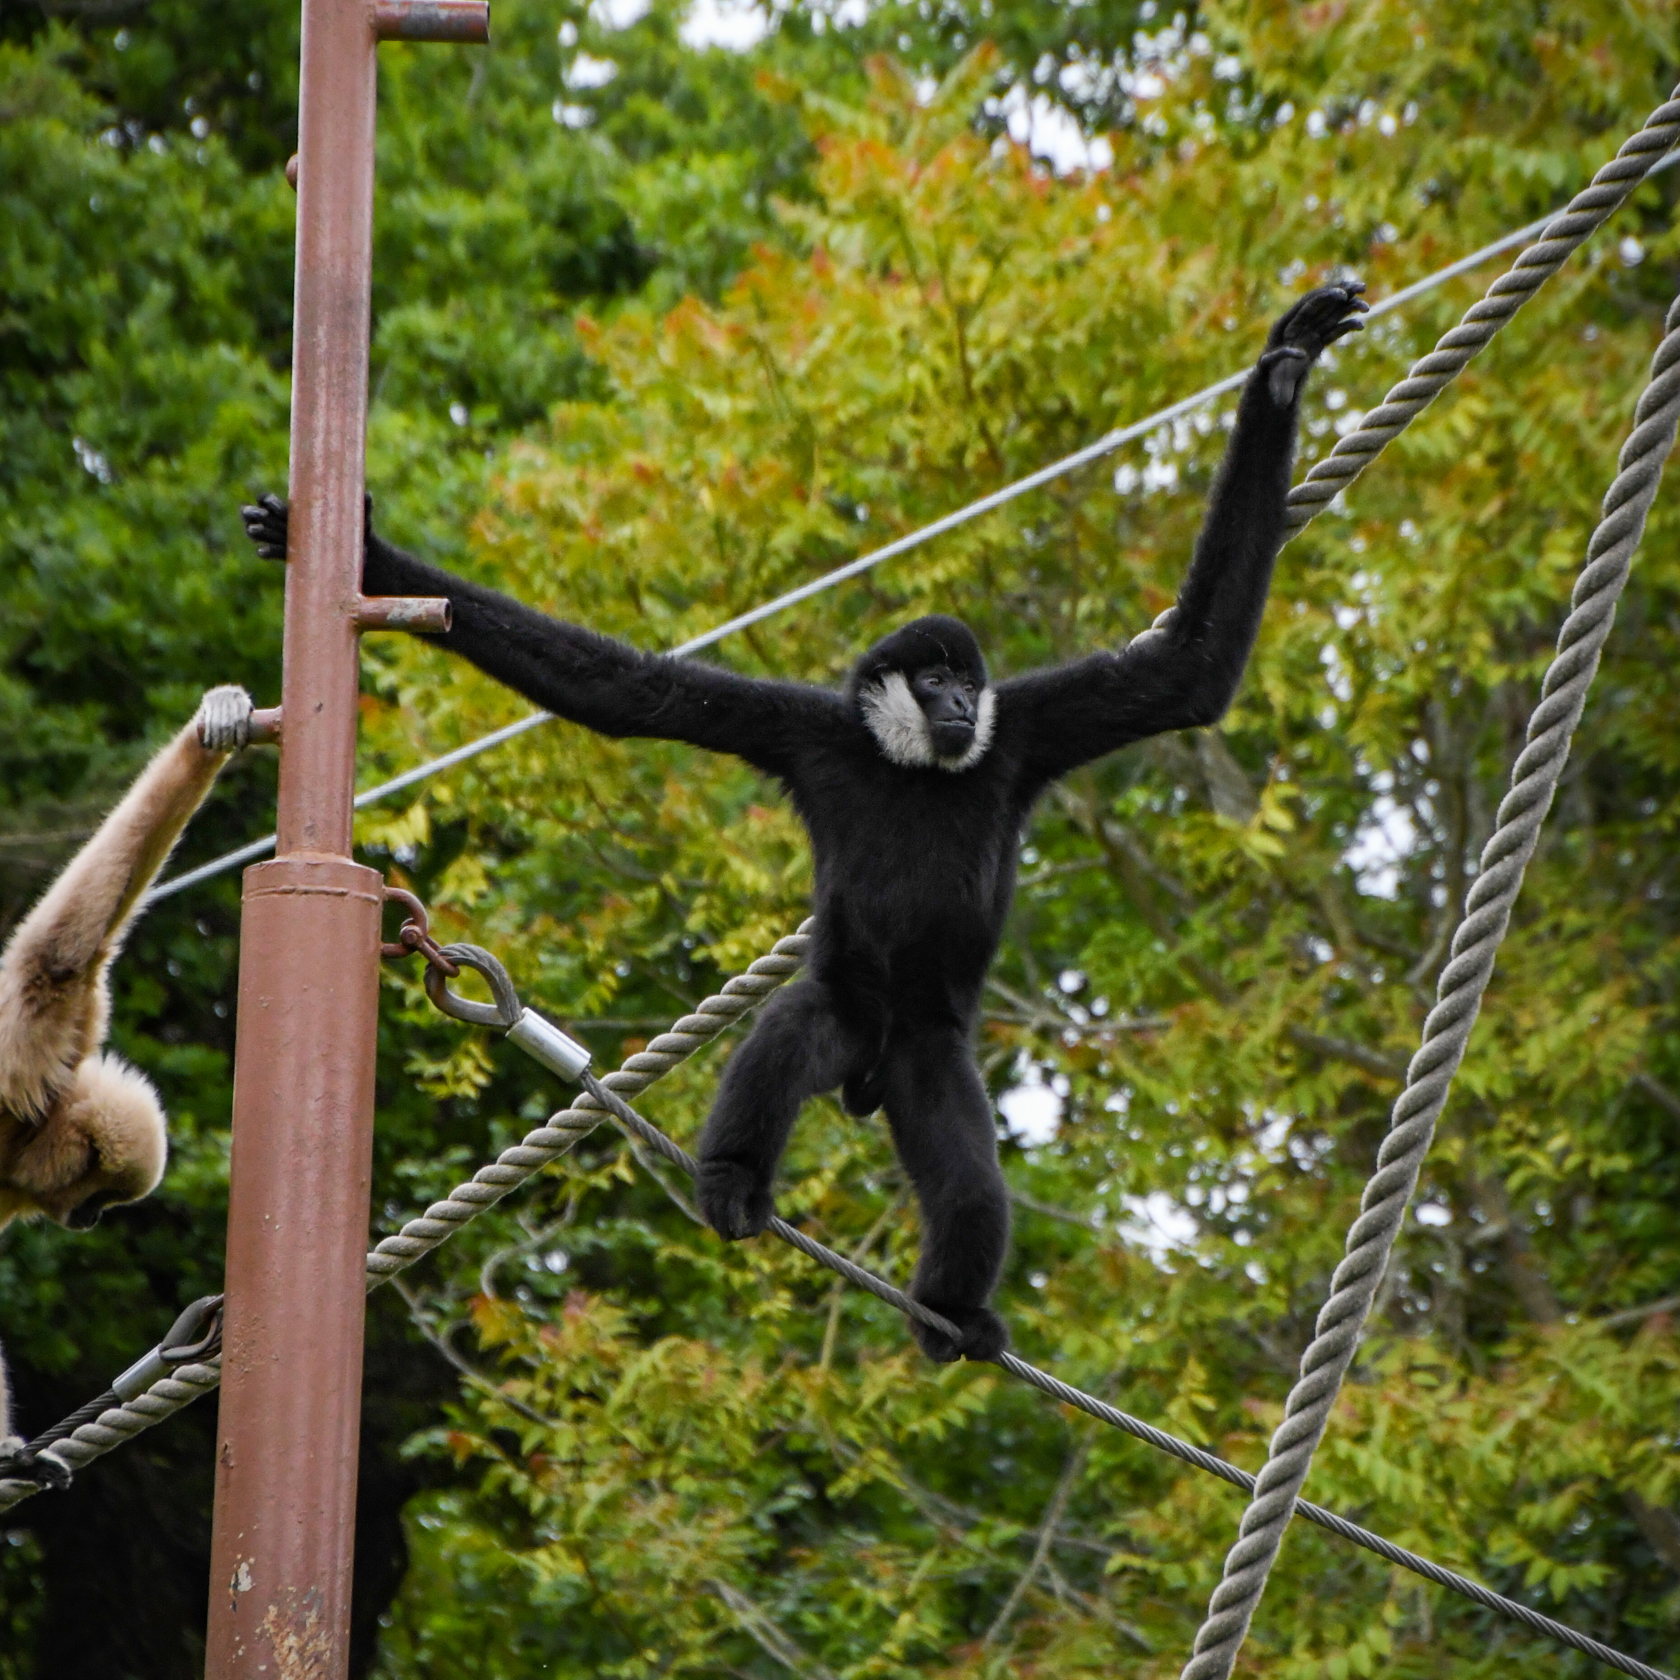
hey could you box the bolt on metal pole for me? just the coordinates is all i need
[204,4,486,1677]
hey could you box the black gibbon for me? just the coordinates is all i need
[243,280,1365,1362]
[0,686,254,1483]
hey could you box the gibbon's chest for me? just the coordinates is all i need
[793,750,1023,907]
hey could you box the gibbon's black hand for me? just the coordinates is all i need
[235,283,1356,1363]
[1260,277,1367,404]
[241,491,290,560]
[0,1441,71,1491]
[240,491,380,565]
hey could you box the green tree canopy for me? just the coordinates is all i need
[2,1,1679,1677]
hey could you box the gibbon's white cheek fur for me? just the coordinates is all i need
[860,673,996,772]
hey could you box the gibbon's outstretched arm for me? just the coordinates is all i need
[0,686,252,1485]
[1000,281,1368,785]
[0,687,252,1125]
[241,497,846,781]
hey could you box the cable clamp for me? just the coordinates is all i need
[421,941,591,1082]
[113,1294,225,1402]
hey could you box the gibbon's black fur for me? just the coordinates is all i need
[244,280,1366,1362]
[0,686,254,1486]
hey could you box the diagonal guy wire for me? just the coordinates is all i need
[577,1062,1676,1680]
[10,927,1678,1680]
[1180,290,1680,1678]
[144,147,1680,911]
[0,923,815,1513]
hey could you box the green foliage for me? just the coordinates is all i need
[362,4,1680,1676]
[4,0,1680,1676]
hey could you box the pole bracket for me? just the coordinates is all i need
[357,596,452,633]
[371,0,490,42]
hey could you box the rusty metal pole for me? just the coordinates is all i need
[205,4,486,1677]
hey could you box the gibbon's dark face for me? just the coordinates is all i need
[848,615,996,772]
[910,665,981,758]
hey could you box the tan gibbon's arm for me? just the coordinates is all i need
[0,687,252,1483]
[0,686,252,1125]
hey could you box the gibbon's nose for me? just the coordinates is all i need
[929,688,977,726]
[65,1201,103,1230]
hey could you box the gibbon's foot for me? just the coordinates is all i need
[195,685,255,753]
[1264,278,1368,404]
[909,1302,1010,1365]
[0,1439,71,1491]
[241,491,290,560]
[696,1159,775,1240]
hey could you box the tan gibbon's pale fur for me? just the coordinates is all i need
[0,685,252,1479]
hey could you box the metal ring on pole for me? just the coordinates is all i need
[422,942,522,1029]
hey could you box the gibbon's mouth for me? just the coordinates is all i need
[930,718,976,757]
[64,1194,112,1230]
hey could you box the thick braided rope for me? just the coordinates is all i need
[579,1070,1676,1680]
[1181,297,1680,1680]
[365,920,814,1282]
[1280,86,1680,538]
[0,922,814,1515]
[13,938,1677,1680]
[0,1359,223,1510]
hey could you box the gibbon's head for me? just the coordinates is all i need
[848,615,995,773]
[0,1054,167,1232]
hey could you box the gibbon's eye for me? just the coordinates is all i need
[925,673,943,688]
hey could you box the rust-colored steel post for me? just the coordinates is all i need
[206,0,489,1669]
[204,0,382,1672]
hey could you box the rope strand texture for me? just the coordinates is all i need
[579,1069,1676,1680]
[9,932,1676,1680]
[1281,86,1680,538]
[364,921,813,1284]
[1181,292,1680,1680]
[0,923,814,1514]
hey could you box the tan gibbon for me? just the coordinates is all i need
[0,685,253,1485]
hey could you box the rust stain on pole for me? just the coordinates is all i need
[207,862,382,1680]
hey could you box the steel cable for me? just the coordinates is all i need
[144,145,1680,909]
[577,1067,1677,1680]
[0,923,814,1511]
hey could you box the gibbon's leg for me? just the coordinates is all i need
[697,981,869,1240]
[879,1027,1011,1363]
[0,687,251,1123]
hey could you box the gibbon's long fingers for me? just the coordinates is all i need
[0,696,245,1118]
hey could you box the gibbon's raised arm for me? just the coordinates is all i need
[242,498,843,781]
[1000,281,1367,787]
[0,687,251,1125]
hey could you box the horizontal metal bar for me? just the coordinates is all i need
[356,596,452,633]
[371,0,489,42]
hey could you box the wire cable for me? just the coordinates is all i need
[144,148,1678,907]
